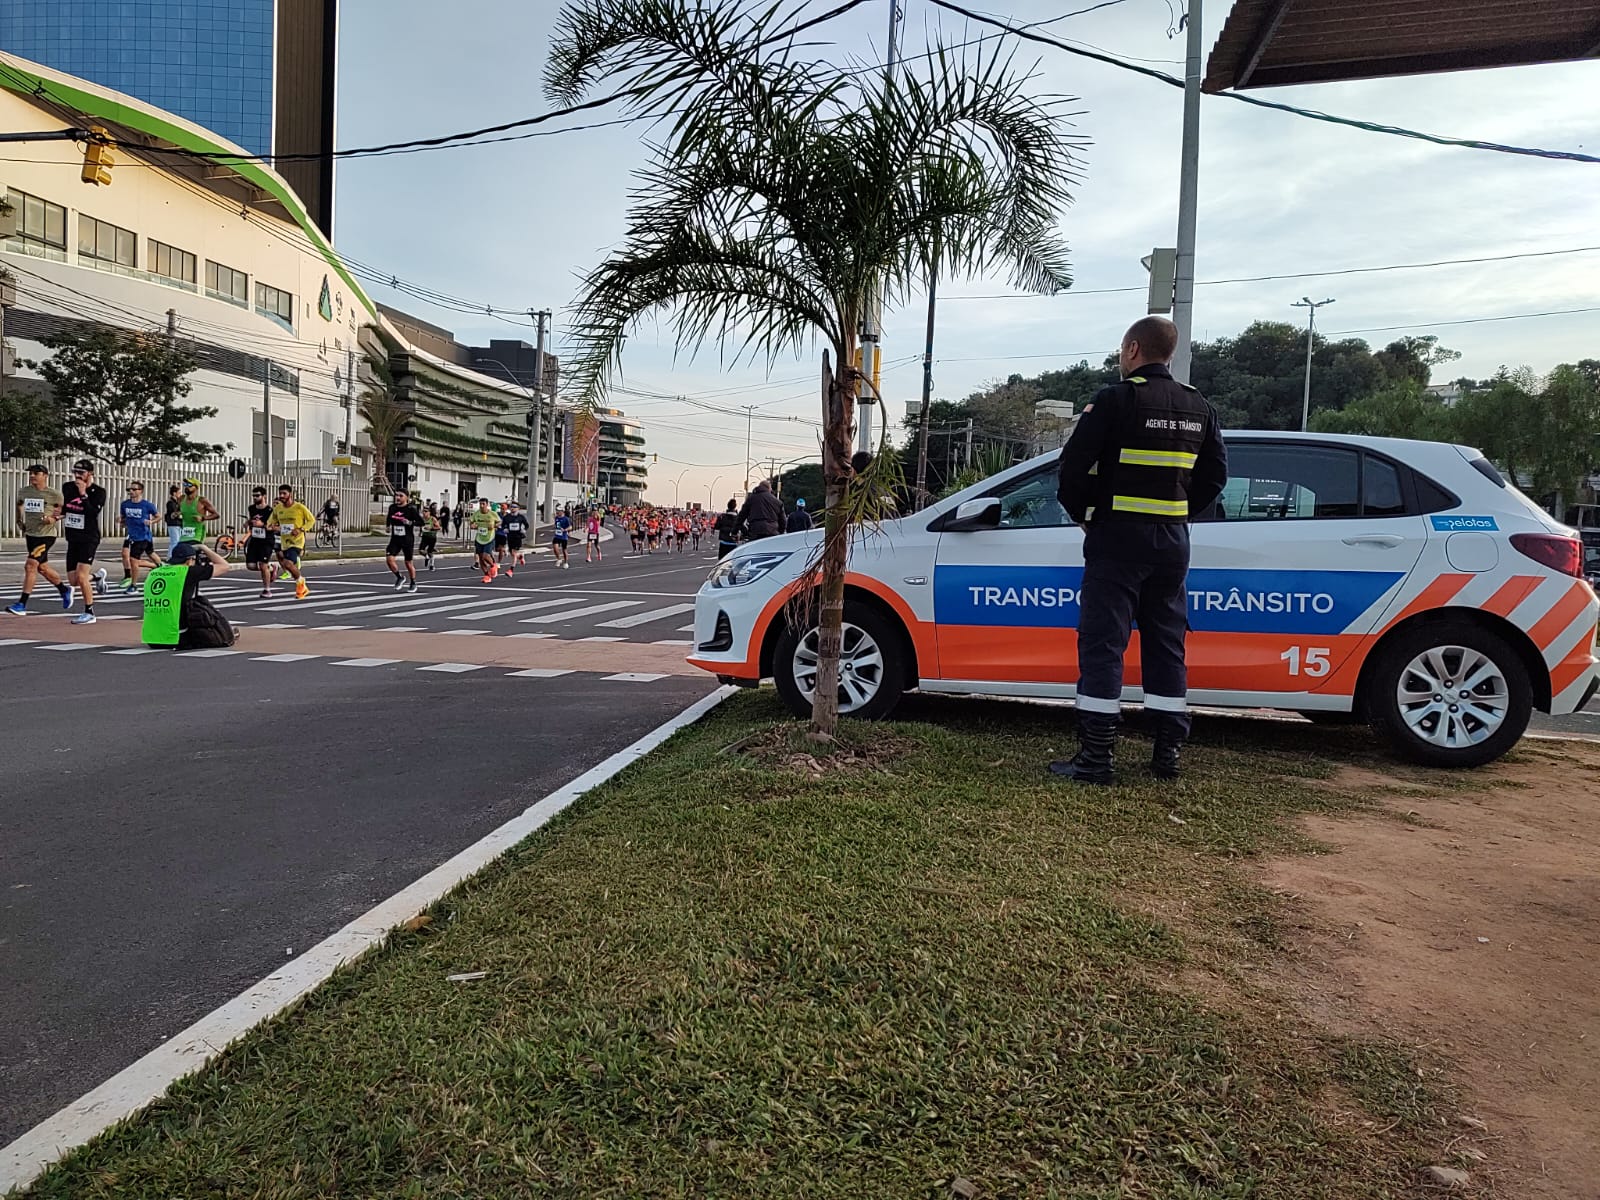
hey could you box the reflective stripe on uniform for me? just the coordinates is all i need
[1111,494,1188,517]
[1075,694,1121,714]
[1119,448,1198,469]
[1144,693,1188,713]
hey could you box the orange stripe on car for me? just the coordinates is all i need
[1478,575,1543,618]
[1379,573,1473,632]
[1527,583,1593,654]
[1549,653,1596,701]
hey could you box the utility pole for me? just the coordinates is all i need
[165,308,177,341]
[344,347,354,458]
[1170,0,1203,384]
[526,309,550,516]
[964,416,974,469]
[856,0,904,457]
[741,405,756,492]
[915,245,938,507]
[544,389,558,522]
[261,358,273,473]
[1292,297,1336,431]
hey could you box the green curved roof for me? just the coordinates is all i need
[0,54,374,318]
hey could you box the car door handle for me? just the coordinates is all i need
[1341,534,1405,547]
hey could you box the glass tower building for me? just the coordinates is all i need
[0,0,336,233]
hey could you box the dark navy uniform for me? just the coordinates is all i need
[1055,363,1227,780]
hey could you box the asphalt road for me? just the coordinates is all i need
[0,648,715,1145]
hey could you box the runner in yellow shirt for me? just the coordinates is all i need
[269,483,317,600]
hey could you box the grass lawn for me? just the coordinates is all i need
[21,693,1461,1199]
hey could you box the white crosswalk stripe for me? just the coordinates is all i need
[596,602,698,629]
[254,653,322,662]
[331,658,400,667]
[520,600,642,624]
[416,662,484,673]
[316,592,483,616]
[356,594,532,619]
[448,596,590,620]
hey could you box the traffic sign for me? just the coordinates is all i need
[227,458,247,479]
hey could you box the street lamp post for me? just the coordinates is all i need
[707,474,724,511]
[671,468,689,507]
[1291,297,1336,431]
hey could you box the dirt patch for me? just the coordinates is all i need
[725,722,917,780]
[1261,741,1600,1198]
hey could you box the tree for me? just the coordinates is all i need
[0,387,64,458]
[1453,365,1600,510]
[358,353,410,496]
[775,461,824,511]
[22,329,219,464]
[1309,379,1457,441]
[547,0,1076,736]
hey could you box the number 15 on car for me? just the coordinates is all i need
[1281,646,1332,677]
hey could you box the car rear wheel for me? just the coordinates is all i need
[1366,621,1532,768]
[773,605,905,721]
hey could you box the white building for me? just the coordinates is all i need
[1,52,368,472]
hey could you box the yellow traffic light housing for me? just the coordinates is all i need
[81,126,114,186]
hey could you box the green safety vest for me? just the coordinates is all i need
[142,564,189,646]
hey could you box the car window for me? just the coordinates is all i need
[1362,456,1407,517]
[1210,443,1360,521]
[987,465,1071,529]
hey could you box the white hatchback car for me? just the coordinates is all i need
[688,432,1599,768]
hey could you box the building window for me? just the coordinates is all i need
[78,215,137,273]
[255,282,294,331]
[3,189,68,262]
[205,260,249,307]
[149,239,197,290]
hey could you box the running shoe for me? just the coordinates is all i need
[5,602,26,616]
[489,563,499,580]
[405,579,417,593]
[120,578,136,594]
[295,580,309,600]
[481,573,494,584]
[61,584,75,611]
[505,567,514,578]
[94,568,108,594]
[393,574,406,591]
[259,589,273,598]
[71,612,97,625]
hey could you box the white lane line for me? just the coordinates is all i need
[247,594,388,613]
[329,658,402,667]
[175,649,241,658]
[313,625,359,631]
[653,639,694,647]
[508,632,554,639]
[603,672,671,683]
[0,638,39,647]
[254,623,303,630]
[0,685,736,1195]
[504,667,575,678]
[94,614,137,622]
[105,647,162,655]
[37,643,100,651]
[596,602,698,630]
[448,596,590,621]
[520,600,642,624]
[439,629,489,636]
[580,636,626,642]
[345,594,530,619]
[376,626,426,633]
[416,662,484,673]
[253,653,321,663]
[314,592,481,616]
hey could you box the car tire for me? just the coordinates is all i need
[1365,620,1532,768]
[773,604,906,722]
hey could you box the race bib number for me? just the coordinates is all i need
[280,523,297,536]
[23,498,44,514]
[64,513,85,530]
[390,524,409,537]
[250,526,267,539]
[184,526,202,541]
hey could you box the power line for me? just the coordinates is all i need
[1326,307,1600,336]
[926,0,1600,165]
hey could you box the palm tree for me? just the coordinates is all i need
[548,0,1080,735]
[358,353,410,497]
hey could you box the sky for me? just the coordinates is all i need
[333,0,1599,507]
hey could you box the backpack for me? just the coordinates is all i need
[177,593,238,650]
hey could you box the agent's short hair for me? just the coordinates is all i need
[1122,316,1179,362]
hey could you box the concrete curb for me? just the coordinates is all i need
[0,684,736,1194]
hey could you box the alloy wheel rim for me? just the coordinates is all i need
[1395,644,1509,749]
[793,622,885,713]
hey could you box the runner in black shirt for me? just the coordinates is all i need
[244,486,280,598]
[385,488,423,592]
[61,459,108,624]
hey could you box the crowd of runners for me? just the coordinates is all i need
[10,459,824,624]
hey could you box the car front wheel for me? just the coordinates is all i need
[1366,621,1532,768]
[773,606,906,721]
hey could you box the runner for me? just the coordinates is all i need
[674,514,689,553]
[118,481,161,593]
[270,483,316,600]
[714,499,740,560]
[177,478,220,549]
[8,464,71,616]
[502,501,529,576]
[690,514,704,553]
[60,459,107,624]
[469,497,500,581]
[493,501,510,565]
[585,510,603,562]
[162,484,185,559]
[646,514,661,554]
[551,509,573,569]
[419,506,440,571]
[243,485,279,597]
[385,487,422,592]
[628,517,644,556]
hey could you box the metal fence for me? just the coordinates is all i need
[0,454,373,542]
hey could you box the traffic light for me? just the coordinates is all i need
[81,126,114,186]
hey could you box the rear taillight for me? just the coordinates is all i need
[1510,533,1583,577]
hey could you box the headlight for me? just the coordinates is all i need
[708,550,793,588]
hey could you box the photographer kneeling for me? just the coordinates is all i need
[142,541,237,650]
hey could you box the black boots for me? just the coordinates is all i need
[1049,713,1118,785]
[1149,712,1189,780]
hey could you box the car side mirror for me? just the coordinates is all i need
[944,497,1002,532]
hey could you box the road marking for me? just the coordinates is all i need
[376,626,426,632]
[678,624,695,632]
[314,625,359,631]
[248,594,390,613]
[330,658,402,667]
[508,632,554,639]
[580,636,626,642]
[94,614,137,621]
[439,629,489,636]
[448,596,590,620]
[0,638,39,647]
[104,647,162,655]
[505,667,576,678]
[0,685,734,1194]
[416,662,484,673]
[254,623,303,629]
[520,600,642,624]
[653,639,694,647]
[175,649,241,658]
[596,602,697,629]
[603,672,671,683]
[37,643,99,651]
[253,653,322,663]
[350,594,533,619]
[314,593,480,617]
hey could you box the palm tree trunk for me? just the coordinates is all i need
[810,346,855,738]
